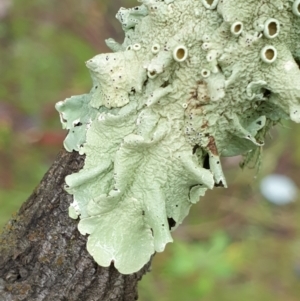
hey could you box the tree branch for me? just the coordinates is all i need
[0,149,151,301]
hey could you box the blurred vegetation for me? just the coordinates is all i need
[1,1,300,300]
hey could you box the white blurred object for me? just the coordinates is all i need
[0,0,12,19]
[260,174,298,205]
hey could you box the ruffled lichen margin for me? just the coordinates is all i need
[56,0,300,274]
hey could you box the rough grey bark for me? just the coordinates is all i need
[0,149,151,301]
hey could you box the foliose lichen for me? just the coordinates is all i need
[56,0,300,274]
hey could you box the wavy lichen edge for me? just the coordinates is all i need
[56,0,300,274]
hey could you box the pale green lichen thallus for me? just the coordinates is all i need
[55,0,300,274]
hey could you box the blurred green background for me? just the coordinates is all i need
[1,1,300,300]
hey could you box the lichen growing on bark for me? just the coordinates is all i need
[56,0,300,274]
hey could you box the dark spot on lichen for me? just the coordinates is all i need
[215,181,225,187]
[167,218,176,230]
[192,144,199,154]
[203,153,210,169]
[143,78,149,87]
[263,88,271,99]
[161,80,170,88]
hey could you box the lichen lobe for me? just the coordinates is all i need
[56,0,300,274]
